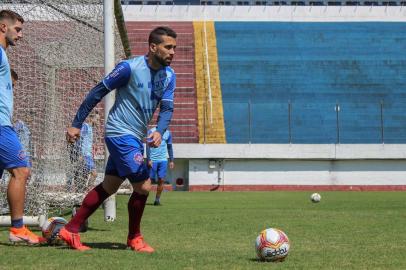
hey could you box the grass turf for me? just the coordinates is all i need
[0,191,405,269]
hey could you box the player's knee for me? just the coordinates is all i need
[132,179,151,195]
[10,167,31,180]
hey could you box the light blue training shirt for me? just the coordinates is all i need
[0,46,13,127]
[103,56,176,140]
[148,127,173,161]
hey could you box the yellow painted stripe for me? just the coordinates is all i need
[193,21,226,143]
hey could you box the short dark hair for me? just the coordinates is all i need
[0,10,24,24]
[148,26,177,45]
[10,68,18,81]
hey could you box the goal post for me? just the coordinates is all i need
[102,0,116,222]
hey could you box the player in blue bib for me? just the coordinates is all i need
[147,127,174,206]
[0,10,45,244]
[61,26,177,253]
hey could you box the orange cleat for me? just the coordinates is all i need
[59,227,91,251]
[127,236,155,253]
[9,226,46,245]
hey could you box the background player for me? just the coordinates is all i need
[12,68,33,169]
[60,26,177,252]
[67,111,99,193]
[0,10,45,244]
[79,111,99,189]
[146,126,174,206]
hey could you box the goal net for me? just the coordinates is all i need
[0,0,125,221]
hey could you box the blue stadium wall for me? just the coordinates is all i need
[216,22,406,143]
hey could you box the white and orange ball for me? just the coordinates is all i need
[255,228,290,262]
[41,217,67,245]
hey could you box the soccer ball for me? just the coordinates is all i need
[41,217,67,245]
[310,193,321,203]
[255,228,290,262]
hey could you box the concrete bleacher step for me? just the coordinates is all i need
[170,119,196,124]
[174,96,196,102]
[171,130,199,137]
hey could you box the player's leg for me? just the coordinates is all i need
[154,161,167,205]
[88,170,97,188]
[66,144,77,192]
[7,167,46,244]
[59,156,124,250]
[149,161,159,205]
[84,156,97,188]
[0,126,45,244]
[149,160,157,185]
[154,178,164,205]
[128,178,154,253]
[119,136,154,253]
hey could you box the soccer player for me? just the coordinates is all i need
[12,69,33,168]
[60,26,177,252]
[67,111,99,193]
[13,119,32,167]
[0,10,45,244]
[78,111,99,189]
[146,127,174,206]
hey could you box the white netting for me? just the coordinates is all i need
[0,1,124,217]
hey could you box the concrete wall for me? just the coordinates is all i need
[173,144,406,190]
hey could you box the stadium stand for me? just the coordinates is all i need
[216,22,406,143]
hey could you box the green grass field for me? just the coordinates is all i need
[0,191,405,270]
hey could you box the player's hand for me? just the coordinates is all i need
[66,127,81,143]
[147,131,162,148]
[148,160,152,168]
[169,161,175,169]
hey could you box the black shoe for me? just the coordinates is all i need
[153,201,161,206]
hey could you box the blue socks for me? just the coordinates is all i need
[11,218,23,228]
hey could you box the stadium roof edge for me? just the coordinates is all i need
[122,6,406,21]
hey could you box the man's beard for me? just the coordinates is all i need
[153,54,170,67]
[6,36,15,46]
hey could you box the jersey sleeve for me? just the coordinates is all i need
[167,143,174,161]
[167,131,173,144]
[102,61,131,90]
[71,62,132,129]
[156,73,176,135]
[161,72,176,102]
[71,82,110,129]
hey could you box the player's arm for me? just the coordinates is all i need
[166,131,174,169]
[148,73,176,147]
[167,143,174,169]
[67,62,131,143]
[146,144,152,168]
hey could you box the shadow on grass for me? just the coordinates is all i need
[82,227,109,232]
[248,258,263,263]
[145,203,163,206]
[248,258,285,264]
[85,242,127,250]
[0,241,49,248]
